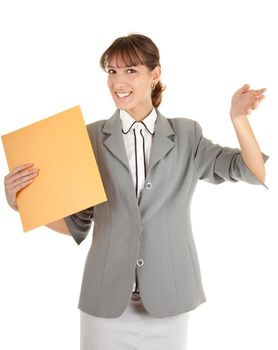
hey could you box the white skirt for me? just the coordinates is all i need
[80,292,189,350]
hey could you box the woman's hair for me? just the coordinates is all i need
[100,33,165,108]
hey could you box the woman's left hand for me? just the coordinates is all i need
[230,84,266,120]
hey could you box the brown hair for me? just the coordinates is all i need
[100,33,165,108]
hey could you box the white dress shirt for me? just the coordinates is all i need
[120,108,157,292]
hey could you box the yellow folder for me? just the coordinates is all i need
[1,105,107,232]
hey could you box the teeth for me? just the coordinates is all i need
[116,92,131,98]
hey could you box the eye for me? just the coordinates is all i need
[127,68,136,74]
[107,68,116,74]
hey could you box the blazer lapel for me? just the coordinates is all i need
[147,109,175,177]
[102,110,131,173]
[102,109,176,208]
[102,109,175,173]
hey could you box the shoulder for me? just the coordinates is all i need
[157,111,205,149]
[162,113,202,136]
[85,110,119,133]
[169,116,196,128]
[86,119,106,131]
[85,119,108,141]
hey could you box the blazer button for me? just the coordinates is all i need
[136,258,144,267]
[145,182,152,190]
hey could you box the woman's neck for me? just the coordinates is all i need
[125,105,154,122]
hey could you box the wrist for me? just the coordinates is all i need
[230,110,248,124]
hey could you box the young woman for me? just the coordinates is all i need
[4,33,268,350]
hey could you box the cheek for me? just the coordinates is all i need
[140,81,152,96]
[134,78,150,92]
[107,79,114,93]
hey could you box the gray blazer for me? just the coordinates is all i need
[64,109,268,318]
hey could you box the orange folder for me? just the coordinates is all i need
[1,105,107,232]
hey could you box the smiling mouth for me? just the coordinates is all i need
[115,91,132,99]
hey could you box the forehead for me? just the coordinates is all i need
[108,57,129,67]
[108,59,148,72]
[108,60,142,69]
[107,50,144,68]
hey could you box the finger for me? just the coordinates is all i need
[5,167,38,185]
[6,174,38,198]
[252,93,265,102]
[256,88,266,93]
[9,171,39,189]
[251,100,260,110]
[8,163,34,177]
[232,84,249,98]
[241,84,250,93]
[250,88,266,96]
[13,178,35,193]
[254,95,265,108]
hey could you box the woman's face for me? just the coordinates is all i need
[107,57,160,120]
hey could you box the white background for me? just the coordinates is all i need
[0,0,277,349]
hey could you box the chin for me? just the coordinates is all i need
[115,102,134,111]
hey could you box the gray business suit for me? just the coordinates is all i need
[64,108,268,319]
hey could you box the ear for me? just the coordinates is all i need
[151,66,161,84]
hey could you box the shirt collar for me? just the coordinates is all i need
[120,108,157,134]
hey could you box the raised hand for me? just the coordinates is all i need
[230,84,266,120]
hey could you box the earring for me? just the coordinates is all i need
[151,83,156,90]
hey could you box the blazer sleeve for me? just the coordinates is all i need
[64,206,94,245]
[193,121,269,188]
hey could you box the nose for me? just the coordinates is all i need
[109,72,128,90]
[113,78,128,90]
[114,81,127,89]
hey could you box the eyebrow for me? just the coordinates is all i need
[107,64,136,69]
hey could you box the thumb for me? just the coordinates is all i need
[241,83,250,93]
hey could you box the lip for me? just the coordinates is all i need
[115,91,132,99]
